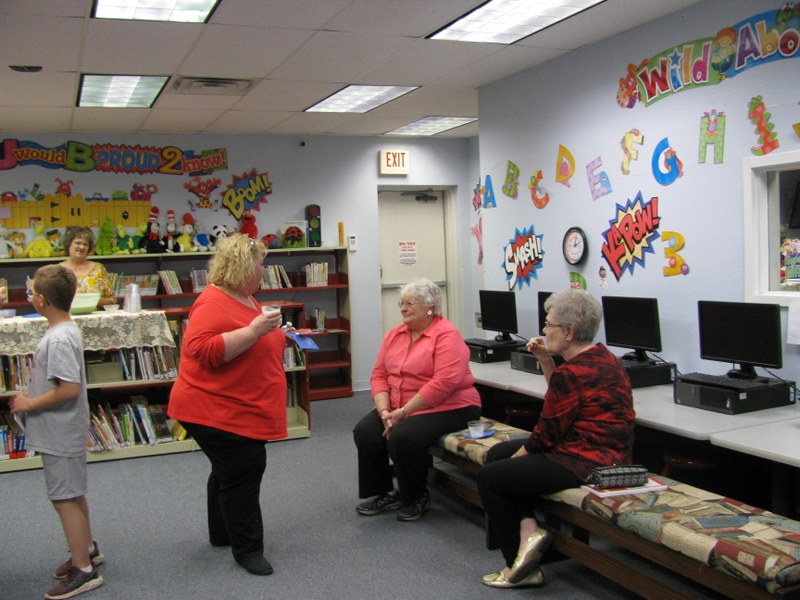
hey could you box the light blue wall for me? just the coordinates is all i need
[473,0,800,379]
[0,134,475,390]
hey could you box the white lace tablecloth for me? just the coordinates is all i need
[0,311,175,355]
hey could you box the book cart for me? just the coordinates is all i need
[0,247,351,472]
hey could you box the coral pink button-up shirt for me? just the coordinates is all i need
[370,316,480,413]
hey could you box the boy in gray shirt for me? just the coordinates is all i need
[10,265,104,599]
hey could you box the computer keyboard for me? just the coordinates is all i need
[676,372,767,390]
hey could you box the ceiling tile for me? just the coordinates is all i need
[204,110,293,133]
[71,107,150,132]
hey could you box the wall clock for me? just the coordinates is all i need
[563,227,587,265]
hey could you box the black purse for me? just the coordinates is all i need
[586,464,648,488]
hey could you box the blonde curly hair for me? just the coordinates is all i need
[208,234,266,291]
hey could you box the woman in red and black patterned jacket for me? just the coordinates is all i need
[477,288,634,590]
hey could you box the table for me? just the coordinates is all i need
[470,360,800,440]
[0,310,175,354]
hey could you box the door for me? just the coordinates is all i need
[378,190,447,336]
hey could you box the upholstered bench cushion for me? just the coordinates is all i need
[547,477,800,594]
[437,418,529,467]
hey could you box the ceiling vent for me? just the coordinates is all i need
[171,77,255,96]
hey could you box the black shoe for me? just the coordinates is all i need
[236,554,274,576]
[396,491,430,522]
[356,490,401,516]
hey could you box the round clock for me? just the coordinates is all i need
[562,227,587,265]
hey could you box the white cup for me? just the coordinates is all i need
[262,305,282,322]
[468,420,486,438]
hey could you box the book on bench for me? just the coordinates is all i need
[581,477,668,498]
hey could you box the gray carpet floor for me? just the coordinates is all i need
[1,391,722,599]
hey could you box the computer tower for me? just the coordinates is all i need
[510,350,542,374]
[673,379,794,414]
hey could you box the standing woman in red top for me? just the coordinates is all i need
[477,288,634,589]
[353,278,481,522]
[168,234,286,576]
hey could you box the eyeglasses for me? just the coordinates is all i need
[543,321,564,329]
[397,300,418,308]
[26,289,40,301]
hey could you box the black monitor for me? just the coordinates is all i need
[601,296,662,363]
[698,300,782,378]
[537,291,554,334]
[479,290,518,342]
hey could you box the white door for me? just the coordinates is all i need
[378,190,447,335]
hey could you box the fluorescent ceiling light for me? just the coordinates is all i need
[79,74,169,108]
[306,85,417,113]
[93,0,220,23]
[387,117,477,136]
[430,0,605,44]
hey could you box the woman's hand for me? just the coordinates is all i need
[248,309,283,338]
[381,408,406,438]
[526,337,550,361]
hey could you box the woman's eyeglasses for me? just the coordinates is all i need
[397,300,418,308]
[543,321,564,329]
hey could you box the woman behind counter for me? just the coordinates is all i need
[59,227,116,306]
[167,234,286,577]
[353,278,481,522]
[477,288,634,589]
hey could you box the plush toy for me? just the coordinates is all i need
[114,223,136,254]
[110,190,128,201]
[46,228,64,256]
[281,225,305,248]
[176,213,197,252]
[8,230,27,258]
[95,217,116,255]
[54,178,73,196]
[209,224,229,249]
[144,206,165,254]
[163,209,177,252]
[193,221,212,252]
[261,234,283,249]
[133,222,148,253]
[240,211,258,239]
[130,182,158,201]
[0,223,9,258]
[25,220,54,258]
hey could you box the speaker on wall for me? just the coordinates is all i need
[306,204,322,247]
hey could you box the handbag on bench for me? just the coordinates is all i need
[586,464,648,489]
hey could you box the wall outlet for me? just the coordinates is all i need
[474,312,482,327]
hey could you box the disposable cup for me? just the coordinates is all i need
[468,420,486,438]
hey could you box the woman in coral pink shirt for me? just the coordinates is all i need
[353,278,481,522]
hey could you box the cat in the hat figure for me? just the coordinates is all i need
[177,213,198,252]
[163,209,178,252]
[144,206,165,253]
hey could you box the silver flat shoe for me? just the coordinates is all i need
[482,568,545,588]
[507,528,552,583]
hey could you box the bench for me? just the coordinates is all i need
[429,418,800,600]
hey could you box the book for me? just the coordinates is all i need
[280,220,307,248]
[582,477,668,498]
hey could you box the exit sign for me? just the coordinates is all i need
[379,149,410,175]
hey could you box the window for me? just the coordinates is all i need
[743,150,800,305]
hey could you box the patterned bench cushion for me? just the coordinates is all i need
[437,418,529,466]
[436,419,800,594]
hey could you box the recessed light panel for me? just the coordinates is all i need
[79,75,169,108]
[387,117,477,136]
[93,0,220,23]
[306,85,418,113]
[430,0,605,44]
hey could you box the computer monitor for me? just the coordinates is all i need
[479,290,518,342]
[698,300,783,378]
[537,291,554,334]
[601,296,662,363]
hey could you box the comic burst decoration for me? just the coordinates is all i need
[502,225,544,290]
[601,192,661,281]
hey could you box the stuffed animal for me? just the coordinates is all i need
[162,209,177,252]
[261,234,283,249]
[8,230,27,258]
[209,224,229,249]
[193,221,212,252]
[54,178,73,196]
[133,222,148,253]
[46,229,64,256]
[281,225,305,248]
[25,220,53,258]
[176,213,197,252]
[114,223,136,254]
[95,217,116,255]
[0,223,9,258]
[144,207,165,254]
[240,211,258,239]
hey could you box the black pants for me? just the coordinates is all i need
[353,405,480,506]
[181,421,267,561]
[477,439,583,567]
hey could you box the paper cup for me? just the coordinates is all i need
[468,420,486,438]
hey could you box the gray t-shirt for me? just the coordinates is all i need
[23,321,89,457]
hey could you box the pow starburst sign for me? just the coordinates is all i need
[601,192,661,281]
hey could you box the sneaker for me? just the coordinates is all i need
[45,566,104,599]
[54,542,105,579]
[356,490,402,516]
[396,491,430,522]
